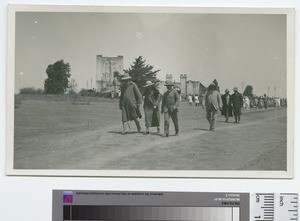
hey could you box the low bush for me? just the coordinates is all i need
[19,87,44,95]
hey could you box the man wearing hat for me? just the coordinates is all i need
[221,89,233,122]
[142,81,161,134]
[205,83,222,131]
[231,87,243,123]
[119,74,143,134]
[161,81,180,137]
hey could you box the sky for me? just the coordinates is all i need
[15,12,287,97]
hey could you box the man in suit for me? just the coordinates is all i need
[205,83,222,131]
[161,81,180,137]
[231,87,243,123]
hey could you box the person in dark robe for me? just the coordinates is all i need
[231,87,243,123]
[142,81,161,134]
[263,94,268,109]
[119,74,142,135]
[221,89,233,122]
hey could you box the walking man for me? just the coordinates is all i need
[161,81,180,137]
[142,81,161,134]
[205,83,222,131]
[119,74,143,135]
[221,89,233,122]
[231,87,243,123]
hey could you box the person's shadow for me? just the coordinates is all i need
[108,131,140,135]
[193,128,210,131]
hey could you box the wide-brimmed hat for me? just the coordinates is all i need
[143,81,154,87]
[120,74,132,81]
[225,89,230,93]
[164,81,174,86]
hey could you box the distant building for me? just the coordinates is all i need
[163,74,207,98]
[94,55,206,98]
[95,55,124,92]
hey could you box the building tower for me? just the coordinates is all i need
[180,74,187,96]
[166,74,173,82]
[96,55,124,92]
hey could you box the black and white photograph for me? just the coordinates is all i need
[6,5,294,178]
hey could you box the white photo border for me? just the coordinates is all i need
[6,5,295,178]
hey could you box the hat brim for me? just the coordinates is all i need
[143,83,153,87]
[121,76,131,81]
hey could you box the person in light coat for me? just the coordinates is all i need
[161,81,180,137]
[205,83,222,131]
[142,81,161,134]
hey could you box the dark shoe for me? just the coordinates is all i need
[225,119,228,122]
[162,133,169,137]
[157,128,160,134]
[137,122,141,132]
[122,131,128,135]
[234,121,238,123]
[144,130,150,135]
[210,128,215,132]
[175,130,179,136]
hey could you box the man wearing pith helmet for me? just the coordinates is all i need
[161,81,180,137]
[231,87,243,123]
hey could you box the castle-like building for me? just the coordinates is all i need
[164,74,206,97]
[95,55,124,92]
[95,55,206,97]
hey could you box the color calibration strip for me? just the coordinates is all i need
[52,191,249,221]
[63,206,240,221]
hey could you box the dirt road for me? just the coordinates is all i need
[14,100,287,170]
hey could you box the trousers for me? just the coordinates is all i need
[206,107,218,130]
[164,109,179,134]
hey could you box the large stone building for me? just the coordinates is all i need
[164,74,207,98]
[95,55,124,92]
[94,55,206,98]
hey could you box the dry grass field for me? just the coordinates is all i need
[14,96,287,171]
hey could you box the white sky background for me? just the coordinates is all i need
[15,12,287,97]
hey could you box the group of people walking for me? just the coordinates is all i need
[119,74,244,136]
[204,84,243,131]
[188,94,200,106]
[119,74,179,137]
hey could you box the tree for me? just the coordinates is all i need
[68,79,78,104]
[122,56,160,92]
[243,85,254,98]
[44,60,71,94]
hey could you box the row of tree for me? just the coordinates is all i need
[40,56,160,95]
[28,56,254,97]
